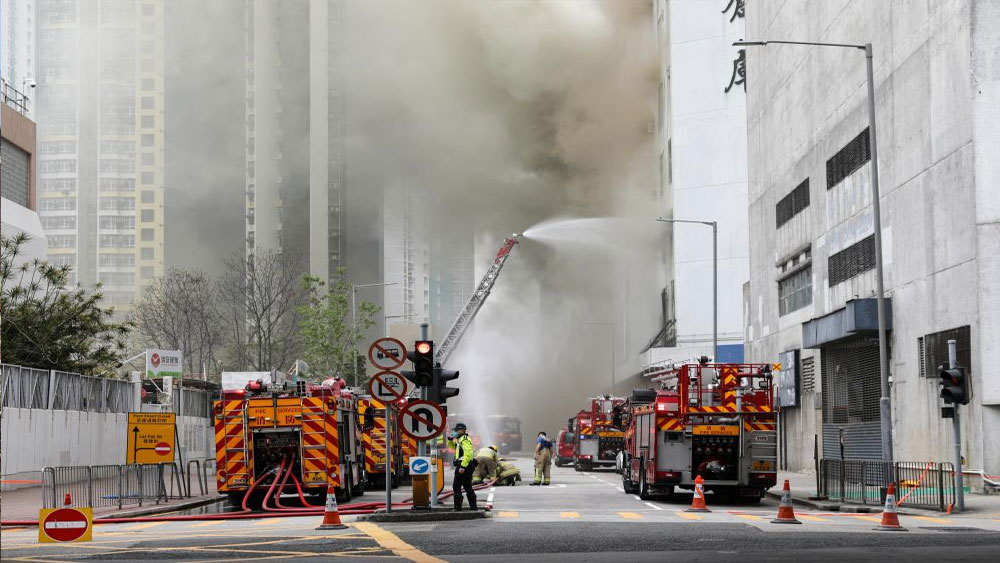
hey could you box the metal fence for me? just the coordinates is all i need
[42,463,188,510]
[820,459,956,511]
[2,364,132,413]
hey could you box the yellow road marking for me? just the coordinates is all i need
[354,522,446,563]
[560,512,580,519]
[915,516,950,524]
[618,512,643,520]
[189,520,225,528]
[735,514,763,522]
[117,521,168,531]
[850,515,883,523]
[797,514,827,522]
[496,511,519,518]
[252,518,285,526]
[676,512,703,520]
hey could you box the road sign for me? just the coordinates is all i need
[398,400,446,441]
[38,507,92,543]
[368,337,407,371]
[126,412,176,464]
[409,456,433,475]
[367,371,411,404]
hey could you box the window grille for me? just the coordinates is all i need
[828,234,876,286]
[776,178,810,228]
[827,128,871,189]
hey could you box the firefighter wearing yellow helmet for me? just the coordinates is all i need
[472,445,499,484]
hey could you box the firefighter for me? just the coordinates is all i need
[531,431,553,486]
[472,445,499,484]
[448,422,477,510]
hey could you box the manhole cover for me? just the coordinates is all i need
[919,527,987,533]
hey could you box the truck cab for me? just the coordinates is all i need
[555,427,575,466]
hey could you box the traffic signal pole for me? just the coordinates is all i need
[419,323,439,507]
[948,339,965,512]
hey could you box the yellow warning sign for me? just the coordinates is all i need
[126,412,176,464]
[38,507,93,543]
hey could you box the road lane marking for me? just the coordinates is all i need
[676,512,703,520]
[557,484,567,488]
[850,515,883,523]
[735,514,764,522]
[496,511,519,518]
[797,514,827,522]
[560,512,580,519]
[644,502,663,510]
[252,518,285,526]
[118,521,168,531]
[618,512,643,520]
[189,520,225,528]
[486,493,495,503]
[915,516,950,524]
[354,522,446,563]
[632,495,642,502]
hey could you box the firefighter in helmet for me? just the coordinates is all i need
[472,445,499,484]
[447,422,477,510]
[531,431,554,485]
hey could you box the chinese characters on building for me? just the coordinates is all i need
[722,0,745,23]
[723,0,746,94]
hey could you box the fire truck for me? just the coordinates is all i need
[358,397,404,487]
[214,376,366,506]
[487,415,522,455]
[619,361,777,502]
[570,396,625,471]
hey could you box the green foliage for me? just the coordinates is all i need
[297,269,379,385]
[1,233,132,375]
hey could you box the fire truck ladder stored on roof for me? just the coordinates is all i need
[435,234,521,365]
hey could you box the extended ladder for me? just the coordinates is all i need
[435,234,521,365]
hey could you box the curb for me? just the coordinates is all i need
[764,490,924,515]
[356,509,492,523]
[100,496,225,519]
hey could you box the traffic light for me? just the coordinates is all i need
[402,340,434,387]
[938,364,969,405]
[430,362,460,404]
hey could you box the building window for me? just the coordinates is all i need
[776,179,810,228]
[99,253,135,267]
[141,172,155,185]
[827,128,871,189]
[100,178,135,192]
[40,159,76,174]
[40,178,76,193]
[49,254,76,267]
[141,190,155,203]
[99,197,136,212]
[778,265,812,316]
[141,209,155,222]
[141,78,155,91]
[39,140,76,155]
[141,115,154,128]
[141,266,155,279]
[141,228,155,242]
[99,234,135,248]
[0,139,31,207]
[99,216,135,230]
[100,141,134,156]
[141,153,154,166]
[39,197,77,211]
[98,272,135,286]
[41,216,77,230]
[47,235,76,249]
[100,158,135,174]
[141,134,155,147]
[141,247,155,260]
[918,326,972,378]
[828,234,876,286]
[141,97,154,110]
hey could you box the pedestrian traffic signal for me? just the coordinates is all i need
[430,362,460,404]
[938,365,969,405]
[403,340,434,387]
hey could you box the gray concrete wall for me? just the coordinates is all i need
[744,0,998,476]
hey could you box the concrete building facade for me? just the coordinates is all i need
[33,0,166,308]
[1,0,36,115]
[743,0,1000,478]
[2,90,46,262]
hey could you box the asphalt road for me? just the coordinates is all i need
[3,456,999,562]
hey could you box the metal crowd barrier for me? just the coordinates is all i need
[41,461,217,510]
[820,459,956,511]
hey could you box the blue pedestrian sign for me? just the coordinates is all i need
[409,456,434,475]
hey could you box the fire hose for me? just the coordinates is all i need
[0,457,497,528]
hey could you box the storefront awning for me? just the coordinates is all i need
[802,298,892,349]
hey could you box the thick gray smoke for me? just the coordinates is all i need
[344,0,662,444]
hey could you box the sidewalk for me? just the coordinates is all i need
[1,482,223,524]
[772,470,1000,518]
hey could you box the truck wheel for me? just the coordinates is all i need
[226,491,245,508]
[622,470,638,494]
[574,461,583,472]
[639,471,653,500]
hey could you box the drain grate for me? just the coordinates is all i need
[919,527,988,533]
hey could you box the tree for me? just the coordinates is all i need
[0,233,132,375]
[218,250,303,371]
[132,268,224,374]
[297,269,379,385]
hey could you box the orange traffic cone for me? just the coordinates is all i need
[771,480,801,524]
[316,485,347,530]
[686,475,711,513]
[874,482,907,531]
[64,492,72,506]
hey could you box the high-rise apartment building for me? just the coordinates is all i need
[34,0,166,307]
[1,0,36,115]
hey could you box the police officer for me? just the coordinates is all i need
[447,422,477,510]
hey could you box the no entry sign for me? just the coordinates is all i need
[398,400,447,441]
[367,371,411,405]
[368,338,407,371]
[38,507,93,543]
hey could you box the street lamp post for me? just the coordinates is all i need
[655,218,718,361]
[734,39,893,463]
[351,282,398,383]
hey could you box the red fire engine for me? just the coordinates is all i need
[620,361,777,502]
[570,396,625,471]
[358,397,404,487]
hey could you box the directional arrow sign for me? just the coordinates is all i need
[409,456,432,475]
[367,371,411,405]
[368,338,407,371]
[126,412,176,464]
[398,400,446,441]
